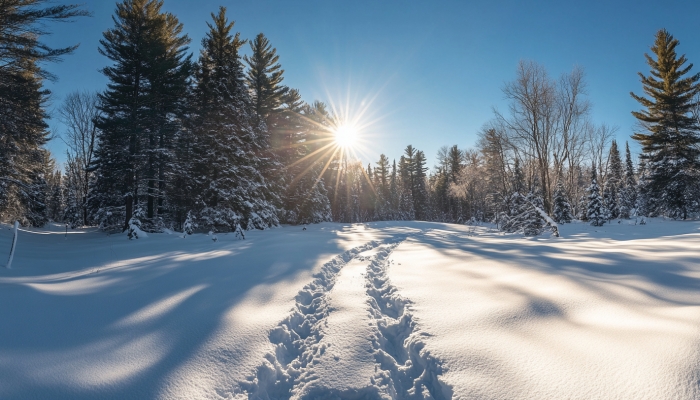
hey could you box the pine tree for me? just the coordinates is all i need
[374,154,391,220]
[0,1,85,225]
[523,191,545,236]
[552,180,573,223]
[631,29,700,219]
[389,159,399,219]
[619,142,637,218]
[605,140,623,218]
[93,0,192,231]
[191,6,278,231]
[244,33,288,126]
[398,155,415,220]
[412,150,428,219]
[0,56,50,226]
[587,164,606,227]
[281,99,331,224]
[602,184,615,221]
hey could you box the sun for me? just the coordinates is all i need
[334,125,358,148]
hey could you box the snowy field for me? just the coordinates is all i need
[2,219,700,399]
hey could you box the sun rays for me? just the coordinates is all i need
[282,90,385,204]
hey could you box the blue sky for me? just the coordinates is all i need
[43,0,700,168]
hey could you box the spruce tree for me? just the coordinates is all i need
[0,1,86,225]
[192,6,278,231]
[605,140,623,218]
[389,159,399,219]
[619,142,637,218]
[280,99,331,224]
[587,163,606,227]
[523,191,545,236]
[552,180,573,223]
[244,33,287,126]
[374,154,391,220]
[412,150,428,219]
[631,29,700,219]
[93,0,192,231]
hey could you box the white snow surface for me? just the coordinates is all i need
[1,219,700,399]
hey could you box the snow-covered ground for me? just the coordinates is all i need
[1,219,700,399]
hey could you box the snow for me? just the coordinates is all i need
[1,219,700,399]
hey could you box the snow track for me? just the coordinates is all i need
[366,241,452,400]
[240,235,450,400]
[240,240,384,399]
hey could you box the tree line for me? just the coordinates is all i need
[2,1,699,236]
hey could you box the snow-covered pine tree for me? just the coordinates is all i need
[93,0,192,231]
[183,211,196,235]
[631,29,700,219]
[602,184,615,221]
[0,1,86,226]
[552,180,573,223]
[587,164,606,227]
[127,206,146,240]
[191,7,279,232]
[523,191,545,236]
[619,141,637,219]
[280,99,332,225]
[605,140,623,219]
[373,154,391,220]
[398,155,415,220]
[412,150,428,220]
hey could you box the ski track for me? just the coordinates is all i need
[239,234,451,400]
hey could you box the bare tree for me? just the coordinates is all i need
[553,66,591,197]
[589,123,618,188]
[496,60,558,212]
[58,90,100,226]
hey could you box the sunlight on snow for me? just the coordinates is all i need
[115,284,207,328]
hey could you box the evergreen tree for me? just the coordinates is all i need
[605,140,623,218]
[602,184,616,221]
[412,150,428,219]
[0,1,85,225]
[619,142,637,218]
[587,164,606,227]
[389,159,399,219]
[552,180,573,223]
[523,191,545,236]
[631,29,700,219]
[244,33,287,126]
[93,0,192,231]
[374,154,391,220]
[191,6,278,231]
[281,99,331,224]
[398,155,415,219]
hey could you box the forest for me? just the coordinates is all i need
[2,0,700,237]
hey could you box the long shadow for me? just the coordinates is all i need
[0,223,358,399]
[414,224,700,290]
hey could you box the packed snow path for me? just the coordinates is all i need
[2,220,700,399]
[242,237,450,399]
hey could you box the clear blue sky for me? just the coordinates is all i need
[43,0,700,169]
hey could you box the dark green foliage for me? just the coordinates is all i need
[619,142,637,218]
[93,0,192,230]
[190,6,278,231]
[0,1,86,225]
[587,164,606,227]
[552,180,573,223]
[631,29,700,219]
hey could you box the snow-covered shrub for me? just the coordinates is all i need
[127,206,147,240]
[552,181,573,224]
[183,211,196,235]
